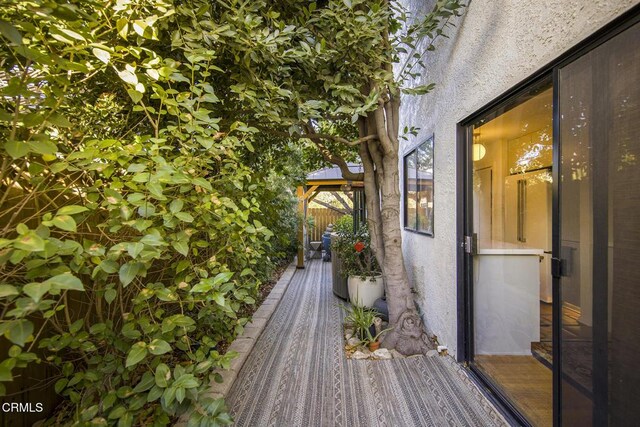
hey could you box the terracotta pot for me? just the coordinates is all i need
[368,341,381,352]
[347,275,384,308]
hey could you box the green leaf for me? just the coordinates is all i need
[0,21,23,45]
[148,339,171,355]
[169,199,183,214]
[212,292,225,307]
[171,240,189,256]
[173,374,198,389]
[4,140,30,159]
[155,363,171,387]
[13,232,45,252]
[175,212,193,223]
[0,285,19,298]
[47,113,72,127]
[118,69,138,85]
[81,405,99,422]
[147,385,163,402]
[132,372,155,393]
[57,205,89,215]
[108,406,126,420]
[213,271,234,285]
[45,273,84,291]
[176,387,185,403]
[192,178,212,191]
[104,288,117,304]
[125,342,147,367]
[116,18,128,39]
[6,320,33,347]
[189,281,212,293]
[23,282,51,303]
[27,139,57,155]
[127,89,143,103]
[100,260,119,274]
[0,360,14,381]
[92,47,110,64]
[127,163,147,173]
[127,242,144,259]
[51,215,77,232]
[119,262,143,287]
[54,378,68,393]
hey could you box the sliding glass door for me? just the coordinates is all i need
[464,14,640,427]
[558,19,640,426]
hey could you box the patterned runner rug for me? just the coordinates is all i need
[226,260,508,427]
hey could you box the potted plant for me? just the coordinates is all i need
[364,317,393,352]
[343,303,377,340]
[342,304,392,352]
[334,224,383,308]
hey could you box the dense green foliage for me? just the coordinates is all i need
[0,0,300,425]
[332,223,381,279]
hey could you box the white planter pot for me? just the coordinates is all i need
[347,275,384,308]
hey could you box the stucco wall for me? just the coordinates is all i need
[397,0,638,356]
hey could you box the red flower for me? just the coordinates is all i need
[354,241,365,253]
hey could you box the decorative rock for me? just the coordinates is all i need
[347,337,360,347]
[344,328,354,337]
[352,350,369,360]
[390,349,403,359]
[345,333,353,341]
[372,349,392,360]
[426,349,438,357]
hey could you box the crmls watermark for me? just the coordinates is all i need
[1,402,44,413]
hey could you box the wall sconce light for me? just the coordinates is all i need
[472,130,486,161]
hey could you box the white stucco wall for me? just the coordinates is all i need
[397,0,638,356]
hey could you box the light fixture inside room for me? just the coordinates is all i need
[472,129,486,161]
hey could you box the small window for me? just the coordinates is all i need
[404,137,434,235]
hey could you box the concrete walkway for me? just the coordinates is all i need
[224,260,508,427]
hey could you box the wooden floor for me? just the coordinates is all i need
[475,355,552,427]
[474,303,592,427]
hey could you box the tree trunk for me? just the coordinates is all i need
[357,101,432,356]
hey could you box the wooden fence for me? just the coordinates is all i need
[307,208,344,241]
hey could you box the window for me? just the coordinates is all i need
[404,137,434,235]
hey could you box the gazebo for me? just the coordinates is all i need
[296,163,365,269]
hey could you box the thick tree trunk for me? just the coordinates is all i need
[357,101,431,356]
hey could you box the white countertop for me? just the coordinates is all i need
[477,248,544,255]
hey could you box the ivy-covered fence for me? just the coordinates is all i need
[0,1,298,425]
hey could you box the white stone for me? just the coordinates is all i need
[347,337,360,347]
[352,350,369,360]
[390,349,404,359]
[372,349,392,360]
[345,333,353,341]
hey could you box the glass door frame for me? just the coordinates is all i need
[456,5,640,427]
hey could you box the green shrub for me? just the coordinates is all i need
[0,1,298,425]
[332,223,381,279]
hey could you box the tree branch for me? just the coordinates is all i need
[310,199,350,215]
[374,103,394,155]
[310,138,364,181]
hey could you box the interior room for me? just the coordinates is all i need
[471,85,555,426]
